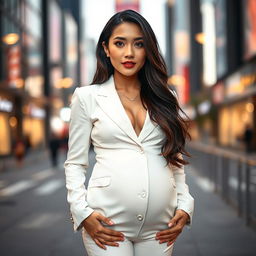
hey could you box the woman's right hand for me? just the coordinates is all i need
[82,211,125,250]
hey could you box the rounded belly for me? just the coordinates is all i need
[86,151,178,236]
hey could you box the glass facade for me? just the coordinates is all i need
[0,0,44,155]
[215,0,228,78]
[243,0,256,60]
[167,0,256,150]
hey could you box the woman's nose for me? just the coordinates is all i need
[125,44,134,57]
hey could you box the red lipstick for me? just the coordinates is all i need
[122,61,136,68]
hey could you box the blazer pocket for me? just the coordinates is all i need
[170,177,176,188]
[88,176,111,188]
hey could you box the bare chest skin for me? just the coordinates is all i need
[118,96,147,137]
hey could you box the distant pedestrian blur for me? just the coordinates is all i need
[13,137,26,168]
[243,123,253,153]
[49,132,61,168]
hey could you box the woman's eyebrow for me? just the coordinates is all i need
[113,36,143,41]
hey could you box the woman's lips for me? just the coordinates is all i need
[122,62,136,68]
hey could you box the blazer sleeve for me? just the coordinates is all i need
[64,87,94,233]
[172,153,194,228]
[168,87,194,227]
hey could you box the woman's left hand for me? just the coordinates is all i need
[155,209,190,246]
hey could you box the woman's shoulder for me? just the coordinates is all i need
[72,84,100,114]
[73,83,100,101]
[75,83,99,94]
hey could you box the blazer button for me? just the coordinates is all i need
[70,212,74,224]
[137,214,144,221]
[141,191,146,198]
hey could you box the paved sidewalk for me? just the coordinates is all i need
[0,148,67,174]
[173,165,256,256]
[2,147,255,256]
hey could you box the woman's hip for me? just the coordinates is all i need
[82,227,174,256]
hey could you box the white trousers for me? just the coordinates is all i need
[82,228,174,256]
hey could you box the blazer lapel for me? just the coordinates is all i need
[138,110,159,142]
[96,76,140,145]
[95,75,159,145]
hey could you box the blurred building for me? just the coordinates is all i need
[0,0,44,156]
[166,0,256,152]
[0,0,82,158]
[115,0,140,12]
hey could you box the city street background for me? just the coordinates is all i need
[0,0,256,255]
[1,149,256,256]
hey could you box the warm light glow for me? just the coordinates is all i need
[174,31,190,61]
[62,77,73,88]
[195,33,205,44]
[15,78,24,88]
[54,77,73,89]
[2,33,19,45]
[22,105,29,115]
[168,75,185,86]
[55,79,63,89]
[242,112,249,122]
[246,102,254,112]
[23,118,44,147]
[219,101,254,147]
[25,76,44,97]
[226,73,256,97]
[9,116,17,127]
[53,98,64,109]
[0,115,11,154]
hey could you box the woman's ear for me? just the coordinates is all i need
[102,41,110,57]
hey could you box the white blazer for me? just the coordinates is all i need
[64,75,194,234]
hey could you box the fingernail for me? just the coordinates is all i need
[109,220,114,225]
[168,223,173,227]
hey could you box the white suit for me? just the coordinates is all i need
[64,75,194,249]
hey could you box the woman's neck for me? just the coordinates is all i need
[113,72,141,92]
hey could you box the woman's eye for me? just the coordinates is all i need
[114,41,144,48]
[135,42,144,48]
[114,41,124,47]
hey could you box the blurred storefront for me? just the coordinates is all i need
[0,0,45,156]
[214,60,256,149]
[0,0,81,159]
[213,0,256,150]
[24,0,45,148]
[46,0,80,140]
[166,0,200,140]
[0,94,13,155]
[166,0,256,152]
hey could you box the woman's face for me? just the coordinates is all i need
[102,22,146,77]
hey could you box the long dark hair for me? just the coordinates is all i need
[91,9,191,168]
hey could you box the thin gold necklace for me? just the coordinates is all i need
[117,91,140,101]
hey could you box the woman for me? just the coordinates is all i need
[64,9,194,256]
